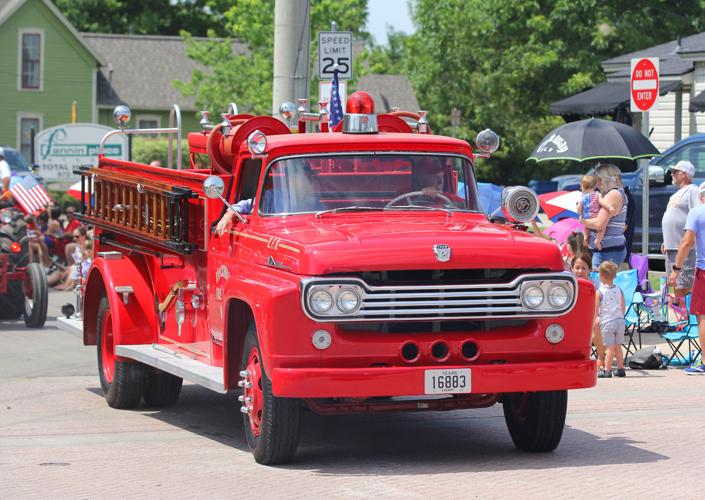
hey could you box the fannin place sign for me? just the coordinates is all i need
[35,123,128,182]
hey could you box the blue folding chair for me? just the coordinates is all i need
[660,294,702,366]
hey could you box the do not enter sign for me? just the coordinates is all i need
[630,57,659,112]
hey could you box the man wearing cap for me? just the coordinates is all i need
[0,147,11,196]
[662,160,700,306]
[670,180,705,374]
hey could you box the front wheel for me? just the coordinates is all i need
[502,390,567,452]
[240,325,300,465]
[23,263,48,328]
[96,296,144,409]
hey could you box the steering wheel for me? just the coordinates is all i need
[385,190,453,207]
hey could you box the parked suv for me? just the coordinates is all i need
[0,146,43,187]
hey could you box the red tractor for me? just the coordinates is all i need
[0,206,48,328]
[60,95,595,464]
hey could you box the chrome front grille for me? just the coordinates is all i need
[360,284,523,319]
[301,272,577,322]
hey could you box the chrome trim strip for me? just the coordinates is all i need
[300,272,577,322]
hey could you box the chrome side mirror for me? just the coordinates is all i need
[649,165,665,185]
[203,176,247,225]
[475,129,500,154]
[203,175,225,199]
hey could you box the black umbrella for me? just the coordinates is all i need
[527,118,660,162]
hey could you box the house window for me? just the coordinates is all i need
[137,116,160,129]
[21,32,41,89]
[19,117,40,161]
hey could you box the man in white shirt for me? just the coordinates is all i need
[0,147,11,195]
[662,160,701,305]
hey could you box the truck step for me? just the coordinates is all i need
[116,344,226,394]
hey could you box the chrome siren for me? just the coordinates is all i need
[501,186,539,223]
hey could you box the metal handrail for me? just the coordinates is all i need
[98,104,183,170]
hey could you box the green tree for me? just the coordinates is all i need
[357,28,409,75]
[174,0,368,116]
[55,0,230,37]
[403,0,705,184]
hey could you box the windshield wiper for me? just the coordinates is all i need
[384,205,454,215]
[315,206,384,218]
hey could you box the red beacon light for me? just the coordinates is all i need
[342,91,378,134]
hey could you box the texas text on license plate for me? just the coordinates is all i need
[424,368,471,394]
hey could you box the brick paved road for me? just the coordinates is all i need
[0,291,702,498]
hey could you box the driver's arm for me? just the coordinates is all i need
[215,198,252,236]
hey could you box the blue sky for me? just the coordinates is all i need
[366,0,415,46]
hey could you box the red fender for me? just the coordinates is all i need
[82,254,158,349]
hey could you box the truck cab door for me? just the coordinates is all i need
[208,158,263,342]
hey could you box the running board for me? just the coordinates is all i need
[116,344,226,394]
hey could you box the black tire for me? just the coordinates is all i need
[142,368,183,407]
[241,325,300,465]
[0,281,24,319]
[96,296,144,409]
[23,263,48,328]
[502,390,567,452]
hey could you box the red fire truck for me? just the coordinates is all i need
[61,93,595,464]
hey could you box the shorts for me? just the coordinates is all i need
[600,319,625,346]
[690,268,705,315]
[665,249,695,290]
[592,247,627,271]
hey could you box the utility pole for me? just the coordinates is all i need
[272,0,310,115]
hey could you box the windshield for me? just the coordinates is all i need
[3,149,31,172]
[258,154,480,215]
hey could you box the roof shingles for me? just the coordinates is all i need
[83,33,248,111]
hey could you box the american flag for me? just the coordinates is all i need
[10,175,51,214]
[329,68,344,128]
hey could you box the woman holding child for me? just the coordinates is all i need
[579,163,628,270]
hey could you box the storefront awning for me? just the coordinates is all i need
[689,90,705,112]
[549,80,683,116]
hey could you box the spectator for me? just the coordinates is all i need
[0,147,11,197]
[571,251,605,372]
[661,160,700,308]
[596,261,626,378]
[571,251,592,280]
[64,206,81,233]
[669,180,705,374]
[577,175,615,251]
[563,232,585,270]
[581,163,628,270]
[623,185,636,265]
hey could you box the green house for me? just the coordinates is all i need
[0,0,247,162]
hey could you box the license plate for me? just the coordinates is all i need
[424,368,471,394]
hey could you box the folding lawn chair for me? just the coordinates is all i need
[660,293,702,366]
[613,269,641,357]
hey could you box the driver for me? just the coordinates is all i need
[392,157,463,206]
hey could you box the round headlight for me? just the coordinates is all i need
[0,210,12,224]
[310,289,333,313]
[522,286,544,309]
[547,284,570,308]
[337,289,361,313]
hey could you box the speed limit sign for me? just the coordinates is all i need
[319,31,352,80]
